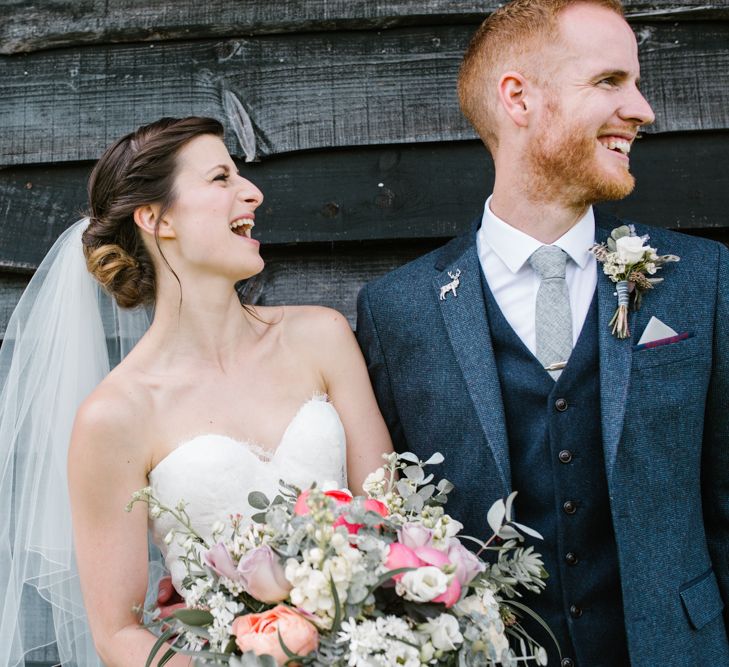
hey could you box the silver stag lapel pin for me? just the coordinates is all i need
[439,269,461,301]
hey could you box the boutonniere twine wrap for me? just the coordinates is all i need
[590,225,679,339]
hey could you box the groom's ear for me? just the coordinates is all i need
[497,71,531,129]
[133,204,176,239]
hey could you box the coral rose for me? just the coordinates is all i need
[231,605,318,664]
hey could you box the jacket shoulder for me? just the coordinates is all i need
[364,229,476,297]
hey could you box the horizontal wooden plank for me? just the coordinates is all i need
[1,131,728,271]
[3,1,727,54]
[3,219,728,340]
[0,239,439,337]
[2,21,728,166]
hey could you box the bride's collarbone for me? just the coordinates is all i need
[148,393,331,471]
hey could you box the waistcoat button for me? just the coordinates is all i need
[569,604,583,618]
[558,449,573,463]
[565,552,579,565]
[561,659,575,667]
[555,398,568,411]
[563,500,577,514]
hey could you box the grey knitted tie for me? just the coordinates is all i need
[529,245,573,379]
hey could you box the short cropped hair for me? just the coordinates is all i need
[457,0,624,151]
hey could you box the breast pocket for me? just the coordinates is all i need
[631,334,702,371]
[680,568,725,631]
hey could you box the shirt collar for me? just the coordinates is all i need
[479,196,595,273]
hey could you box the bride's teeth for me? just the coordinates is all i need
[229,220,255,232]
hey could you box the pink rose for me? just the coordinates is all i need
[386,542,424,581]
[433,577,462,608]
[295,489,388,534]
[414,545,450,568]
[447,539,486,586]
[413,545,463,607]
[238,546,292,603]
[205,543,242,582]
[232,605,318,665]
[333,498,389,534]
[294,489,352,516]
[397,523,435,550]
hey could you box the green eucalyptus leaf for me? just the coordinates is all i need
[251,511,268,523]
[611,225,631,240]
[172,608,214,627]
[248,491,270,510]
[424,452,444,466]
[403,464,424,482]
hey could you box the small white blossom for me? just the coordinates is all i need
[417,613,463,651]
[396,566,448,603]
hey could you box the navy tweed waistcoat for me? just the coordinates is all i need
[481,273,630,667]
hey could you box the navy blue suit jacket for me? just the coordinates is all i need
[356,210,729,666]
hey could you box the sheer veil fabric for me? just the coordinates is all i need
[0,219,152,665]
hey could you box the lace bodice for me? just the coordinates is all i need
[148,396,347,592]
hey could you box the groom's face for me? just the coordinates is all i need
[526,3,655,204]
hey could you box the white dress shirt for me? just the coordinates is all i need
[476,196,598,356]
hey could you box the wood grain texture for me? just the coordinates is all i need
[0,239,439,338]
[1,131,728,271]
[3,0,728,54]
[2,22,729,166]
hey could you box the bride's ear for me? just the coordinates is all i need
[133,204,176,239]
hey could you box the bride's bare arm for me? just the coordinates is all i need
[68,388,190,666]
[302,307,394,495]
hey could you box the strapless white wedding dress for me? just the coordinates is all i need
[148,395,347,592]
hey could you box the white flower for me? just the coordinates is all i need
[338,616,421,667]
[419,639,435,663]
[396,566,448,603]
[363,467,387,497]
[163,530,175,545]
[149,504,162,519]
[417,613,463,651]
[615,235,650,264]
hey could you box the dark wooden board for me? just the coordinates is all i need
[3,219,728,340]
[1,131,728,271]
[2,22,729,166]
[0,239,439,337]
[3,1,727,54]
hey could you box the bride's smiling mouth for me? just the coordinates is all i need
[229,216,255,238]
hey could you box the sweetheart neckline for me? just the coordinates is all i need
[148,395,335,477]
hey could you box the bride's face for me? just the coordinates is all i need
[161,134,265,280]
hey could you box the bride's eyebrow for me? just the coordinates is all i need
[204,164,230,175]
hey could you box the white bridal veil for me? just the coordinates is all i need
[0,219,151,665]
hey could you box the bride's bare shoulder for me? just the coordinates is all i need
[276,305,351,334]
[69,367,152,462]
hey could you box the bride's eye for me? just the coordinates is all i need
[213,172,229,183]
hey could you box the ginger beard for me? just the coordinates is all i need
[526,95,636,206]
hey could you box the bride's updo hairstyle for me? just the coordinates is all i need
[83,116,224,307]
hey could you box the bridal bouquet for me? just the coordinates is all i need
[129,452,551,666]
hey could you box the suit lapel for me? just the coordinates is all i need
[433,240,511,491]
[595,217,635,484]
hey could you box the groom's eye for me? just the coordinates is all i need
[213,172,229,183]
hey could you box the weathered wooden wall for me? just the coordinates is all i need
[1,3,728,659]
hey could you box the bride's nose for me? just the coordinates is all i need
[235,176,264,207]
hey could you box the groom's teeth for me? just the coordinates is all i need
[604,138,631,155]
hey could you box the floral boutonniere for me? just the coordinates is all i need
[589,225,680,339]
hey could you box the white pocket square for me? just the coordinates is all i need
[637,316,678,345]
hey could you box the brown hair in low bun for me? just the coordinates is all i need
[83,116,224,307]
